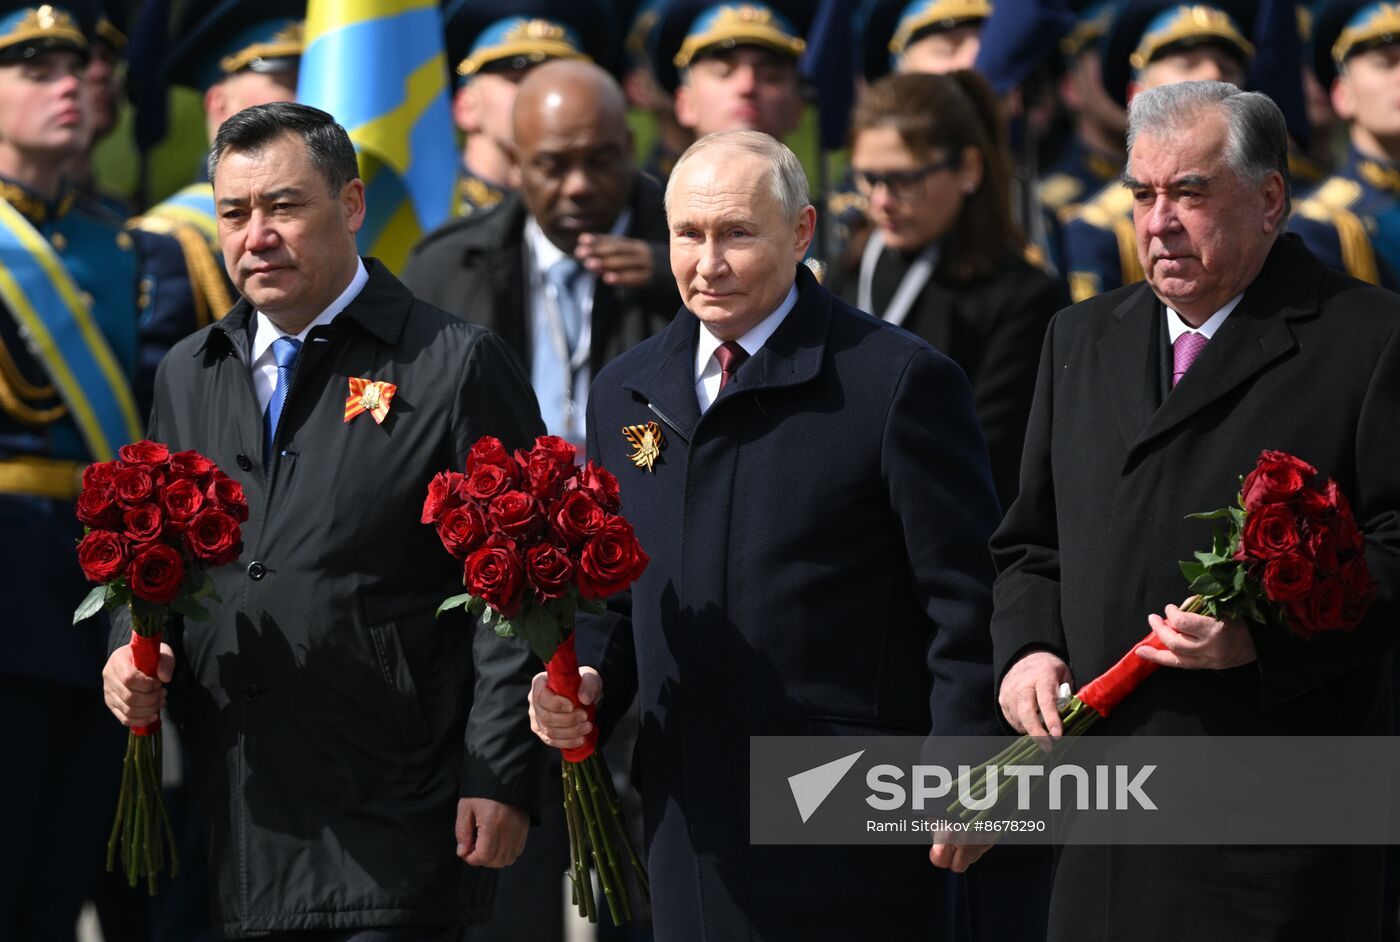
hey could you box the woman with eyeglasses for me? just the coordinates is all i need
[832,69,1070,509]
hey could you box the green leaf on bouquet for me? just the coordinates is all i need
[466,595,486,617]
[479,604,497,628]
[522,605,565,663]
[1185,508,1231,521]
[436,592,475,617]
[170,595,211,622]
[1188,572,1225,598]
[1194,550,1228,568]
[1229,507,1245,527]
[1180,561,1206,582]
[73,584,107,624]
[577,597,607,616]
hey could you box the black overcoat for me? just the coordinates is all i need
[991,234,1400,940]
[580,265,1006,940]
[831,251,1068,509]
[126,261,547,938]
[401,175,677,379]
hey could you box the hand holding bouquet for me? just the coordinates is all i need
[424,434,649,923]
[953,450,1376,822]
[74,440,248,892]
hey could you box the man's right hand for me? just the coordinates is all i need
[102,642,174,727]
[998,650,1073,742]
[528,667,601,750]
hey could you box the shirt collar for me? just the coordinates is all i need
[525,210,633,276]
[1166,292,1241,343]
[250,257,369,363]
[694,283,799,382]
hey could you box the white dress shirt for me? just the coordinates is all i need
[250,258,368,414]
[1166,293,1242,344]
[694,283,798,413]
[524,211,632,442]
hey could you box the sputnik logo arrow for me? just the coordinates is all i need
[787,750,865,823]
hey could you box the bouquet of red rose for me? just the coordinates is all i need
[952,450,1376,822]
[73,440,248,892]
[423,434,650,924]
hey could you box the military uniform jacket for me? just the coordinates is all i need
[1290,145,1400,290]
[991,235,1400,940]
[0,182,201,687]
[580,266,1005,940]
[401,175,678,380]
[128,260,546,937]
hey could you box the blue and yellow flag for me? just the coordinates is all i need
[297,0,456,273]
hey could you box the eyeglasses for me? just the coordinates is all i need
[850,153,962,201]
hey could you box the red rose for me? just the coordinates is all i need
[77,530,128,583]
[168,450,215,482]
[75,485,121,529]
[464,537,525,618]
[184,509,242,566]
[1287,578,1348,638]
[438,503,490,559]
[520,450,569,502]
[466,436,512,472]
[123,503,165,546]
[127,544,185,604]
[118,440,171,467]
[464,462,516,501]
[1307,526,1340,573]
[1261,553,1314,602]
[1239,504,1301,561]
[113,466,156,508]
[577,517,649,599]
[552,490,607,547]
[1340,555,1375,600]
[489,490,544,539]
[568,460,620,513]
[1240,451,1315,511]
[1331,487,1364,554]
[82,459,120,491]
[528,435,577,468]
[525,542,575,601]
[207,475,249,523]
[162,477,205,526]
[421,470,465,524]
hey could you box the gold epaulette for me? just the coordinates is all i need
[825,189,868,217]
[1065,182,1133,228]
[1294,178,1381,285]
[1038,174,1083,214]
[129,215,233,327]
[0,334,64,425]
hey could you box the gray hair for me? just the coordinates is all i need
[664,129,811,224]
[1126,80,1291,215]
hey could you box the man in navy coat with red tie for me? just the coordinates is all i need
[529,129,1050,940]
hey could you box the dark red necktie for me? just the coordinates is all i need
[715,341,749,391]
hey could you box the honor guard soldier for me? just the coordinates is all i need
[445,0,615,219]
[616,0,692,183]
[136,0,304,266]
[68,0,128,216]
[1288,1,1400,289]
[1059,0,1254,301]
[1039,1,1126,218]
[0,4,200,937]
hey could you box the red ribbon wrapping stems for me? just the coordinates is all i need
[1075,631,1166,718]
[130,630,162,737]
[545,634,597,762]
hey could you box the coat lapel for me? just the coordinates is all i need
[1096,282,1162,449]
[1129,237,1317,459]
[720,264,828,400]
[624,309,701,442]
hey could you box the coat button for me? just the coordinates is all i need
[242,683,263,702]
[247,561,266,580]
[236,454,252,471]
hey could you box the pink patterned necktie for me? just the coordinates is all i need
[1172,331,1208,388]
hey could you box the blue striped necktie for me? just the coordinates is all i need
[264,336,302,466]
[533,258,582,436]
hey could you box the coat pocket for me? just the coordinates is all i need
[368,620,432,750]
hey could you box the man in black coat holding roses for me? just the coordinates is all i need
[100,102,546,940]
[527,129,1052,940]
[961,81,1400,940]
